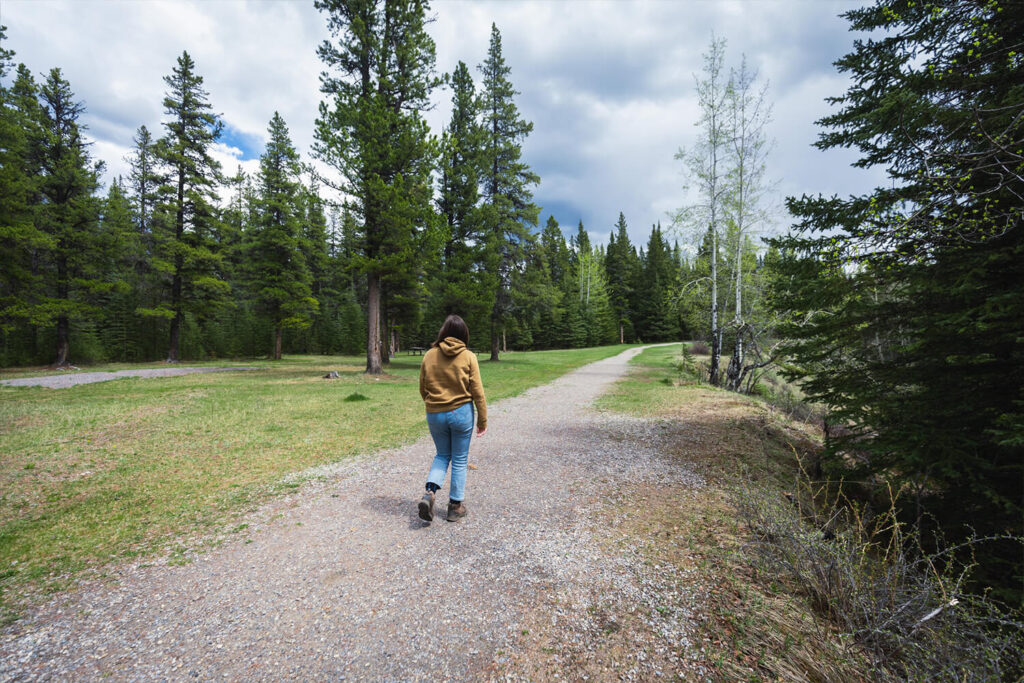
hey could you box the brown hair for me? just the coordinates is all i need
[433,314,469,348]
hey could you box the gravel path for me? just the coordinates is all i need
[0,367,259,389]
[0,346,706,681]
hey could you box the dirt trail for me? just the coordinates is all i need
[0,346,705,681]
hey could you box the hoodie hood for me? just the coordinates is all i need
[438,337,466,357]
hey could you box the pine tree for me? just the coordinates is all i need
[605,212,636,343]
[147,51,230,362]
[769,0,1024,601]
[249,112,317,360]
[300,186,335,354]
[0,35,49,350]
[434,60,492,338]
[477,23,540,360]
[540,214,570,289]
[579,248,617,346]
[96,179,142,361]
[634,224,678,342]
[35,68,104,365]
[127,125,160,237]
[533,215,569,349]
[315,0,439,374]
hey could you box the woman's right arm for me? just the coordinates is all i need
[469,354,488,433]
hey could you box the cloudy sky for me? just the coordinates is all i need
[2,0,884,248]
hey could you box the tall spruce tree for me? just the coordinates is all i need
[605,212,636,343]
[249,112,317,360]
[147,51,229,362]
[435,60,492,337]
[769,0,1024,600]
[127,125,160,237]
[0,36,49,353]
[534,215,569,349]
[315,0,439,374]
[300,186,335,353]
[96,179,142,361]
[477,23,539,360]
[635,224,678,342]
[35,69,104,365]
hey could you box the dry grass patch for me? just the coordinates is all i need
[591,344,874,681]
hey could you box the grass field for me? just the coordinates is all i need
[0,345,634,622]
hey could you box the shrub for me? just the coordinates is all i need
[670,346,699,385]
[689,341,710,355]
[734,457,1024,681]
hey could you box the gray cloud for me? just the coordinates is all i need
[3,0,881,249]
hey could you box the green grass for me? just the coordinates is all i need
[0,345,634,618]
[595,343,698,415]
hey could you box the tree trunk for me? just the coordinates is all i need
[620,322,624,345]
[167,167,186,363]
[709,224,721,385]
[55,315,70,367]
[274,326,282,360]
[54,252,70,366]
[729,222,744,390]
[726,331,742,391]
[167,270,182,362]
[168,309,182,362]
[381,314,391,365]
[502,328,507,353]
[489,294,501,361]
[365,272,383,374]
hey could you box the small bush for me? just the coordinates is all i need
[690,341,710,355]
[669,346,699,385]
[343,392,369,402]
[734,457,1024,681]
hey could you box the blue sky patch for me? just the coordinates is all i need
[219,123,263,161]
[535,198,585,239]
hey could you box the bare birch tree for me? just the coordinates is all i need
[675,37,730,385]
[724,56,773,391]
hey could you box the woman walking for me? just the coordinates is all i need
[418,314,487,523]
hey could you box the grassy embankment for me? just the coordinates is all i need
[0,345,634,624]
[595,344,873,681]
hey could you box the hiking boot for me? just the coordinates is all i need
[446,501,467,522]
[418,491,435,522]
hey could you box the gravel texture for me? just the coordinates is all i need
[0,367,259,390]
[0,346,705,681]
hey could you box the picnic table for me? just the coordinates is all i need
[409,346,427,355]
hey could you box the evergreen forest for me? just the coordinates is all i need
[0,0,1021,605]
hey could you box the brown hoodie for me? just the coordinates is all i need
[419,337,488,430]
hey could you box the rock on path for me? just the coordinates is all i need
[0,346,705,681]
[0,367,259,389]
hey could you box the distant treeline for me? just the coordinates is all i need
[0,18,751,368]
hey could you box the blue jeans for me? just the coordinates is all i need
[425,402,474,502]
